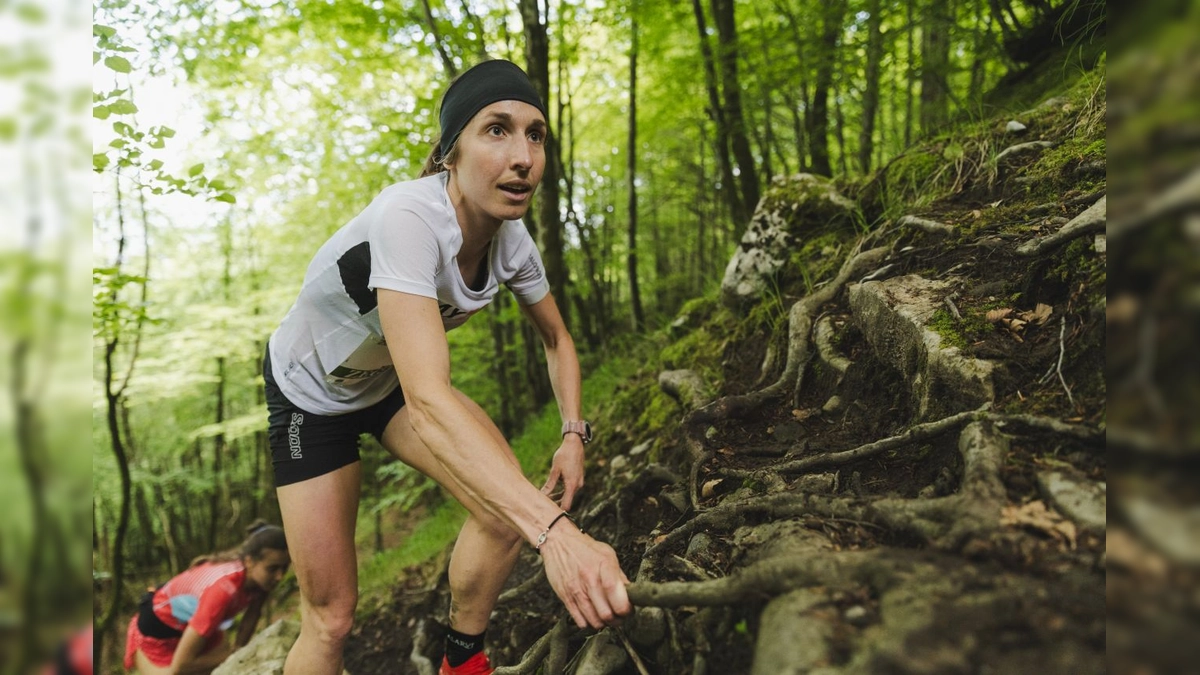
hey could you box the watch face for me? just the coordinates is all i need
[583,422,593,442]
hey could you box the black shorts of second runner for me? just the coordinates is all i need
[264,347,406,487]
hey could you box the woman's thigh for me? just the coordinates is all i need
[134,649,174,674]
[276,461,362,610]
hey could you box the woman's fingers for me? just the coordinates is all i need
[541,467,561,495]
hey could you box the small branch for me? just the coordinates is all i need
[690,450,715,512]
[1053,315,1077,410]
[898,214,955,235]
[617,629,653,675]
[944,294,962,320]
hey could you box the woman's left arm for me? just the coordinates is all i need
[520,293,586,511]
[234,597,263,648]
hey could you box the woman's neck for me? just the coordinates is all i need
[445,172,501,263]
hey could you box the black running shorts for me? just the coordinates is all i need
[264,347,406,486]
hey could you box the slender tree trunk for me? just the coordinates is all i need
[457,0,489,60]
[920,0,953,133]
[14,337,46,673]
[209,356,226,552]
[859,0,885,172]
[710,0,760,229]
[420,0,460,77]
[691,0,743,225]
[489,297,515,436]
[809,0,846,176]
[834,73,848,175]
[905,0,916,147]
[627,8,644,332]
[518,0,569,328]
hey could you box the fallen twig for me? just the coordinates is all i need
[493,618,568,675]
[617,629,653,675]
[1054,315,1077,410]
[1016,197,1106,256]
[898,215,955,235]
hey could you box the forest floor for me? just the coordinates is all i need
[335,65,1109,675]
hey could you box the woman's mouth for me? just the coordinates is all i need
[499,182,533,200]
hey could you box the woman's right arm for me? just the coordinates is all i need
[166,627,230,674]
[377,288,631,628]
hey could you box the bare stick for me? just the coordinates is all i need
[617,629,653,675]
[1054,315,1077,410]
[898,214,955,235]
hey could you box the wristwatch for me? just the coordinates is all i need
[561,420,593,444]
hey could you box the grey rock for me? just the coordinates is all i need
[772,421,803,443]
[794,472,838,494]
[658,369,716,410]
[626,607,668,649]
[1006,120,1028,133]
[721,173,859,310]
[686,533,714,558]
[1037,471,1105,531]
[572,629,629,675]
[629,441,652,456]
[1122,497,1200,565]
[849,275,996,419]
[609,455,629,472]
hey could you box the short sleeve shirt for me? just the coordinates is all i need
[152,561,257,638]
[269,172,551,415]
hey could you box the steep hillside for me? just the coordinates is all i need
[323,60,1108,675]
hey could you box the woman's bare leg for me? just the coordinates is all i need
[277,462,361,675]
[381,390,523,634]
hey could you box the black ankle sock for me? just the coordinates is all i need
[445,627,486,667]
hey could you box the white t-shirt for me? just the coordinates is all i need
[269,172,551,415]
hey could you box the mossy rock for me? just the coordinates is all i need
[721,173,861,312]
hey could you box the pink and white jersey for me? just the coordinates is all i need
[151,561,256,638]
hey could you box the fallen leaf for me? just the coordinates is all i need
[1000,500,1077,549]
[792,408,818,422]
[986,308,1014,323]
[701,479,724,499]
[1018,303,1053,325]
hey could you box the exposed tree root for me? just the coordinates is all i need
[1017,196,1106,256]
[814,315,851,379]
[689,245,890,424]
[721,409,1101,481]
[409,620,436,675]
[493,619,569,675]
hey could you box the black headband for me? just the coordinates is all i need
[438,60,547,158]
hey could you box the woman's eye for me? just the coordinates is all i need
[529,131,544,143]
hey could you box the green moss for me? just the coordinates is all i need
[660,326,725,382]
[929,309,969,350]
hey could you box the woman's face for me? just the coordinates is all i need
[244,548,290,592]
[446,99,547,226]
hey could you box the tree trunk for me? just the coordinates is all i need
[809,0,846,177]
[710,0,760,230]
[691,0,743,225]
[905,0,916,147]
[489,296,516,436]
[419,0,459,77]
[627,7,644,332]
[518,0,569,329]
[209,356,227,552]
[920,0,953,134]
[859,0,885,173]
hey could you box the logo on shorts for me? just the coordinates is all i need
[288,413,304,459]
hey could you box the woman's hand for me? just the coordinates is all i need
[539,524,632,629]
[541,434,585,511]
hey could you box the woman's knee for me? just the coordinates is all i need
[301,590,358,645]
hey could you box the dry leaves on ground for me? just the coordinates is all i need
[1000,499,1077,549]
